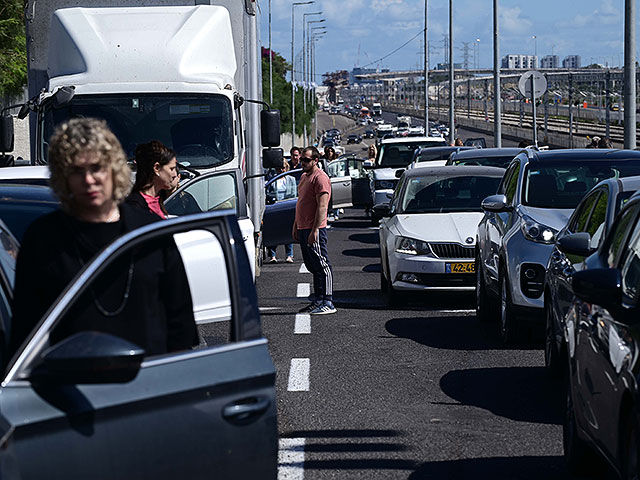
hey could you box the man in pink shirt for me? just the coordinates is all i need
[292,146,336,315]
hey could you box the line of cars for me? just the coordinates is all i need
[374,143,640,478]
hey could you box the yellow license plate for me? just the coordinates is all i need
[445,262,475,274]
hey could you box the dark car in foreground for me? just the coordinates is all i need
[544,176,640,374]
[0,184,59,241]
[447,147,523,169]
[563,190,640,479]
[0,212,278,478]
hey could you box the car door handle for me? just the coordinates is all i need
[222,396,271,424]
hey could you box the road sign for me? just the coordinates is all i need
[518,71,547,99]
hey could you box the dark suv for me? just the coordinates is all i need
[476,148,640,343]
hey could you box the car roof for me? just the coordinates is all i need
[417,146,474,154]
[591,175,640,193]
[0,166,50,180]
[402,166,506,178]
[523,148,640,165]
[453,147,523,159]
[0,183,57,202]
[380,136,446,145]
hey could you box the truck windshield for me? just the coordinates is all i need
[41,94,234,169]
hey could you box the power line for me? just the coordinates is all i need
[360,28,425,68]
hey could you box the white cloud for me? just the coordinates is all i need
[500,7,532,34]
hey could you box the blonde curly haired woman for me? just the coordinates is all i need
[10,117,197,359]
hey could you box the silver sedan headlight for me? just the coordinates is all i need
[520,214,557,244]
[395,236,432,256]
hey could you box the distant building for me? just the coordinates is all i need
[563,55,581,69]
[540,55,559,69]
[349,67,387,85]
[436,62,463,70]
[501,55,538,69]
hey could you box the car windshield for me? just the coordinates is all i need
[400,175,502,213]
[42,94,234,169]
[0,200,59,242]
[523,162,640,208]
[378,142,445,168]
[450,155,514,168]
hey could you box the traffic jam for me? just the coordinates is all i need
[0,0,640,479]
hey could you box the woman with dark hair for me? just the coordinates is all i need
[126,141,179,218]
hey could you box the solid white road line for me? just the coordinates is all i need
[438,309,477,314]
[294,314,311,334]
[299,263,310,274]
[296,283,310,298]
[278,438,305,480]
[287,358,310,391]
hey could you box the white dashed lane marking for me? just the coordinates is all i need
[287,358,310,391]
[278,438,305,480]
[294,314,311,334]
[296,283,310,298]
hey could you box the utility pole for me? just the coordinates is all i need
[569,73,574,148]
[424,0,429,131]
[493,0,502,147]
[605,69,611,138]
[624,0,636,148]
[269,0,273,104]
[291,1,314,148]
[448,0,454,145]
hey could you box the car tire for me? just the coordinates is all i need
[500,271,519,344]
[564,388,599,475]
[544,302,561,378]
[621,409,640,480]
[476,257,495,323]
[384,267,401,306]
[371,214,380,226]
[380,265,388,293]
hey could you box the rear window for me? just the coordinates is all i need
[378,141,446,168]
[449,155,515,168]
[523,162,640,208]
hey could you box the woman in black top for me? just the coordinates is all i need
[9,118,198,359]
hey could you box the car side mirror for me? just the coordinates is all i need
[557,232,594,257]
[0,114,14,153]
[481,194,511,212]
[372,203,392,218]
[261,109,281,147]
[395,169,405,179]
[263,148,284,169]
[33,332,144,384]
[572,268,621,311]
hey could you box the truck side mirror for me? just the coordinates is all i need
[263,148,284,169]
[0,115,14,153]
[261,110,281,147]
[52,86,75,108]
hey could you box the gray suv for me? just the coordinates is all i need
[475,148,640,343]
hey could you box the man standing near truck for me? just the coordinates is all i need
[293,146,336,315]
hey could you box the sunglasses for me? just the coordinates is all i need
[300,157,314,163]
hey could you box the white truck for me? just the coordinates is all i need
[0,1,283,271]
[372,102,382,116]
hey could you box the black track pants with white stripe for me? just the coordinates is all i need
[298,228,333,302]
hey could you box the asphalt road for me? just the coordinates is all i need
[257,128,578,478]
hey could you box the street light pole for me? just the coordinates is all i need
[624,0,636,149]
[424,0,429,130]
[303,13,322,145]
[448,0,454,145]
[532,35,537,66]
[269,0,272,104]
[312,33,325,142]
[291,1,314,148]
[493,0,502,147]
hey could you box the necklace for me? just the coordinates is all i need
[106,208,120,223]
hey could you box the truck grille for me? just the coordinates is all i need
[429,243,474,259]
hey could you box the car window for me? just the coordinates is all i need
[503,163,521,205]
[585,190,609,248]
[265,173,298,202]
[607,204,640,267]
[348,159,365,179]
[166,173,238,215]
[327,160,348,178]
[569,191,600,233]
[620,220,640,304]
[0,200,59,243]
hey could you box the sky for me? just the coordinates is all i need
[258,0,634,81]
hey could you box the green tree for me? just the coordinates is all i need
[261,48,315,137]
[0,0,27,100]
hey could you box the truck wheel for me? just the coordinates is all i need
[500,272,519,344]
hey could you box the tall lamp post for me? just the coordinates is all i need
[303,13,323,145]
[311,32,326,142]
[448,0,454,145]
[269,0,272,104]
[475,38,480,70]
[291,1,314,147]
[424,0,429,131]
[532,35,537,67]
[493,0,501,147]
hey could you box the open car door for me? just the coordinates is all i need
[0,213,277,479]
[346,158,373,208]
[262,169,302,248]
[327,159,352,209]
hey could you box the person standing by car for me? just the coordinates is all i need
[266,159,296,263]
[126,141,179,219]
[293,146,336,315]
[9,118,198,359]
[289,146,302,170]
